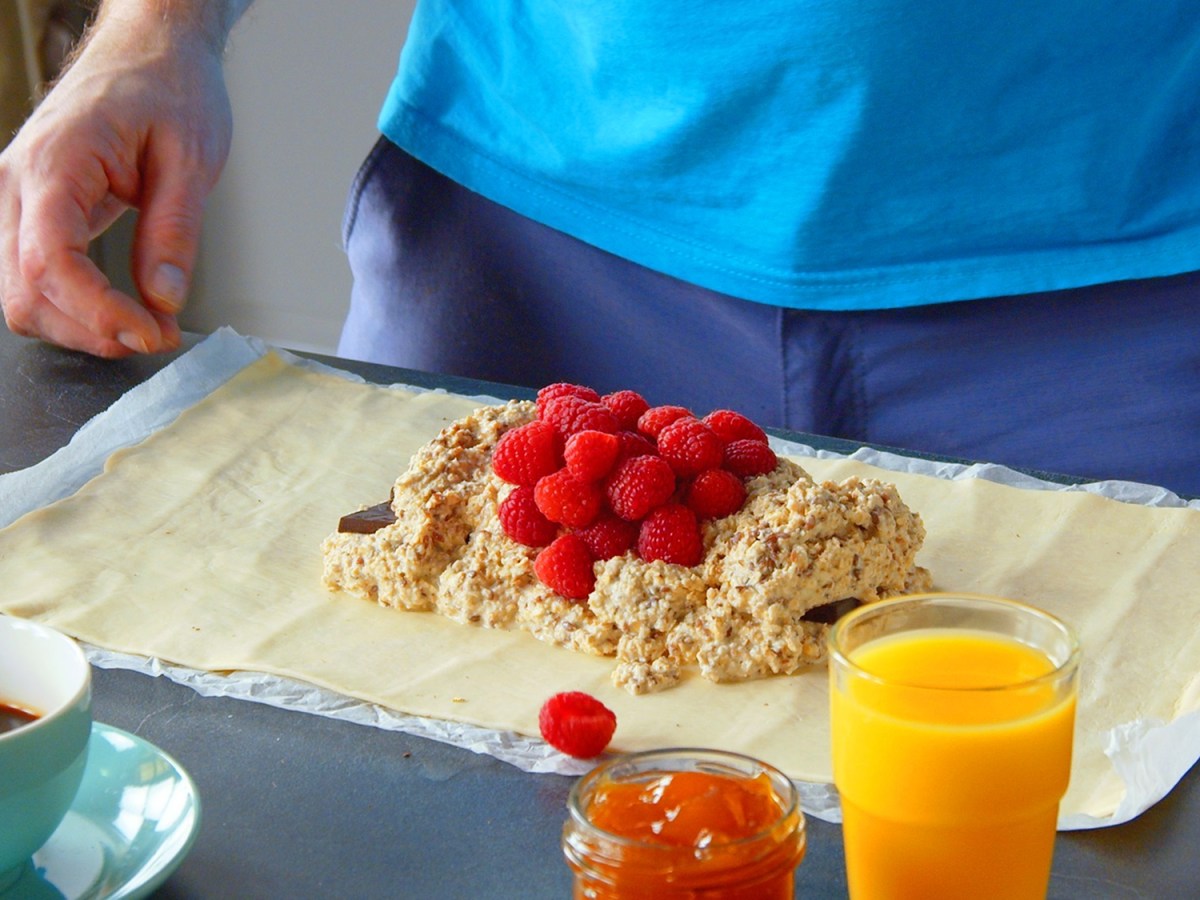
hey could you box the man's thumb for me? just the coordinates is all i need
[132,172,205,315]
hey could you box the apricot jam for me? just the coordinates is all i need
[562,749,806,899]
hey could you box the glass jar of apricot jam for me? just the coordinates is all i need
[562,748,806,899]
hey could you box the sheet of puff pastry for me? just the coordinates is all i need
[1,352,1198,826]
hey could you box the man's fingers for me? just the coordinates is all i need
[17,179,166,352]
[16,294,137,358]
[149,306,182,350]
[2,220,134,358]
[42,247,163,353]
[3,245,156,359]
[132,152,208,316]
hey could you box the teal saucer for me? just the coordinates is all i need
[3,722,200,899]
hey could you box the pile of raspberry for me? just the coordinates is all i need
[492,383,777,600]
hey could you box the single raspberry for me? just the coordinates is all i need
[637,405,694,439]
[498,486,559,547]
[724,439,779,477]
[616,430,658,463]
[637,504,704,566]
[534,534,596,600]
[576,513,638,560]
[656,417,724,477]
[564,430,621,483]
[604,455,678,521]
[541,395,620,440]
[491,420,562,486]
[538,691,617,758]
[601,390,651,430]
[534,468,603,528]
[702,409,769,445]
[536,382,601,417]
[685,468,747,519]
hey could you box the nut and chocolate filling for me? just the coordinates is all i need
[322,397,931,694]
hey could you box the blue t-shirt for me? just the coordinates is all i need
[379,1,1200,310]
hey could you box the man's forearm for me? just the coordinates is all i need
[93,0,255,55]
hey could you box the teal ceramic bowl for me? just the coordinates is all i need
[0,616,92,887]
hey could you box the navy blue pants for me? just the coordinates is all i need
[340,138,1200,497]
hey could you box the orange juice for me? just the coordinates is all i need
[831,621,1077,900]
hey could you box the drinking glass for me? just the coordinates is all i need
[830,593,1079,900]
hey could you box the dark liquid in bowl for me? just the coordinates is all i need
[0,701,39,735]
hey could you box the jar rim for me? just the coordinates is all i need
[566,747,803,852]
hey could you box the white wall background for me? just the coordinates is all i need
[180,1,417,354]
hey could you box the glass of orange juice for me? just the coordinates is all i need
[829,593,1079,900]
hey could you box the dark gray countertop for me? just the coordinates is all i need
[2,327,1196,898]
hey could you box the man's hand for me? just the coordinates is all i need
[0,1,249,357]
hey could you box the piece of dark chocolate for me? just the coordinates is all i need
[800,596,861,625]
[338,501,396,535]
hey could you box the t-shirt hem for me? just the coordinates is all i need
[380,109,1200,311]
